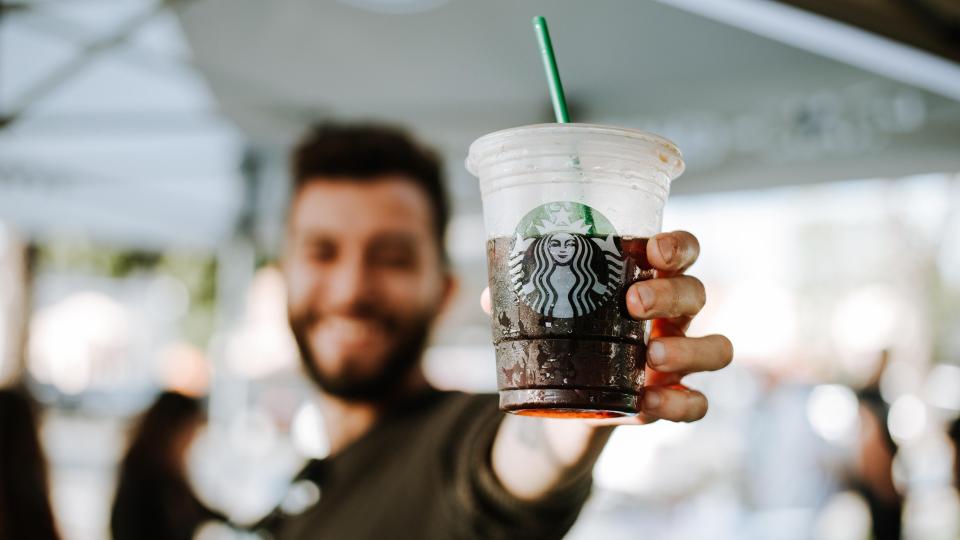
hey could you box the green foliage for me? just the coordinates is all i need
[34,241,219,345]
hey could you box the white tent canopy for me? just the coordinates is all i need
[2,0,959,250]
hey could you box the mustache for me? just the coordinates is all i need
[290,304,400,333]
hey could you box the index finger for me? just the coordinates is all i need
[647,231,699,276]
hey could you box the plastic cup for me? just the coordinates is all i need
[466,123,685,418]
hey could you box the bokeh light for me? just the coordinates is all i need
[806,384,860,444]
[831,285,900,356]
[924,364,960,411]
[291,400,329,459]
[888,394,927,442]
[29,291,130,394]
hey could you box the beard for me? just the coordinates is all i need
[288,305,433,402]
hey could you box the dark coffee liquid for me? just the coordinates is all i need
[486,236,653,417]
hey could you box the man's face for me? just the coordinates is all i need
[282,177,450,400]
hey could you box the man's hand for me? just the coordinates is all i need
[600,230,732,424]
[481,230,732,423]
[483,231,733,500]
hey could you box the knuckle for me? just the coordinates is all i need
[675,339,697,369]
[670,281,683,314]
[667,338,687,365]
[648,279,673,310]
[669,391,689,417]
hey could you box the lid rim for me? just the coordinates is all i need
[466,123,684,179]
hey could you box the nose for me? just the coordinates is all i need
[322,253,375,315]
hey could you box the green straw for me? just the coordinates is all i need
[532,16,570,123]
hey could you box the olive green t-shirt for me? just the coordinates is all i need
[263,390,592,540]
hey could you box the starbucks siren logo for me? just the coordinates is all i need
[509,202,624,318]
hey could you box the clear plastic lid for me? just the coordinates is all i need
[466,123,684,198]
[466,123,685,238]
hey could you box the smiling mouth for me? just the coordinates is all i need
[313,317,387,346]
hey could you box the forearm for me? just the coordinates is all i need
[491,415,614,501]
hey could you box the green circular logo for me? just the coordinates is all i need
[509,202,623,318]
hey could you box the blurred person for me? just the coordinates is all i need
[258,123,733,539]
[0,387,61,540]
[740,352,902,539]
[950,416,960,489]
[111,391,227,540]
[850,402,902,540]
[742,379,845,539]
[851,350,902,540]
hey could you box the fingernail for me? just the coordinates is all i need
[635,285,655,312]
[648,341,666,367]
[627,287,640,311]
[657,236,677,265]
[644,390,662,409]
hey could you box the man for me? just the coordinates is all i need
[263,123,733,539]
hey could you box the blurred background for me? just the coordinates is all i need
[2,0,960,538]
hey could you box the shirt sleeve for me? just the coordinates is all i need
[444,394,593,540]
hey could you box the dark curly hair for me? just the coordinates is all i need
[290,122,450,264]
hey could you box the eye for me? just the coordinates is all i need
[369,241,417,269]
[306,239,337,263]
[549,240,560,248]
